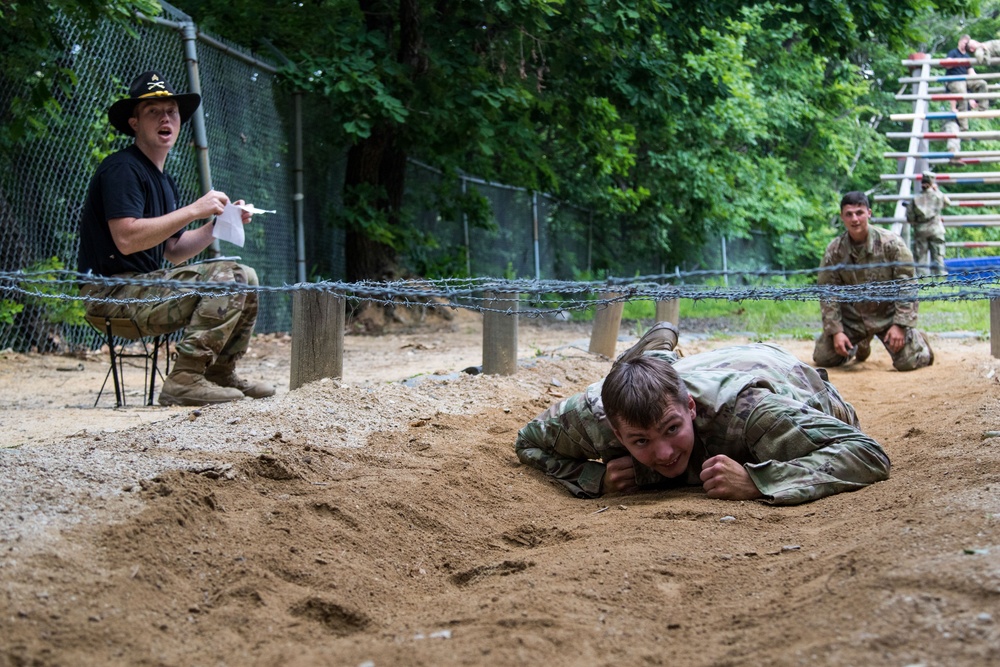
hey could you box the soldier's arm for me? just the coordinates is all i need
[740,392,891,505]
[514,403,614,498]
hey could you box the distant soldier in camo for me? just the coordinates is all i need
[942,34,987,159]
[515,323,890,505]
[78,71,274,406]
[906,172,950,277]
[968,38,1000,66]
[812,191,934,372]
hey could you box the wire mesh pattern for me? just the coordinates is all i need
[3,265,998,322]
[0,6,296,351]
[3,9,990,354]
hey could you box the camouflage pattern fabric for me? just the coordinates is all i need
[83,259,259,364]
[945,78,990,129]
[907,188,949,276]
[514,343,891,505]
[944,119,961,154]
[813,226,933,371]
[974,39,1000,65]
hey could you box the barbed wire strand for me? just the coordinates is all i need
[1,265,999,318]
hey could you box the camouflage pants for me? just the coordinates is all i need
[83,260,259,365]
[812,325,933,372]
[946,78,990,129]
[912,225,947,276]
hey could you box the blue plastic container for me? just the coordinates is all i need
[944,256,1000,282]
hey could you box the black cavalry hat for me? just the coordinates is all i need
[107,71,201,136]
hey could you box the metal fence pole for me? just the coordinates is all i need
[721,234,728,287]
[294,91,306,283]
[462,177,471,276]
[180,21,219,255]
[532,192,541,280]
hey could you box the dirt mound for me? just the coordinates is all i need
[1,325,999,666]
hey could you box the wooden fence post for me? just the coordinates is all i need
[992,299,1000,359]
[655,299,680,326]
[290,290,345,389]
[589,292,624,359]
[483,292,519,375]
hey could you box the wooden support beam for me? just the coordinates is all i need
[887,131,1000,140]
[899,71,1000,84]
[482,292,519,375]
[884,150,1000,158]
[589,293,624,359]
[290,290,344,389]
[896,92,1000,101]
[875,193,1000,202]
[901,56,983,67]
[655,299,680,326]
[873,217,1000,225]
[992,299,1000,360]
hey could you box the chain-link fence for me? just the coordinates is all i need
[0,5,766,353]
[0,4,296,351]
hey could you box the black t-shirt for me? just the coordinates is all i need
[945,48,970,77]
[77,144,183,276]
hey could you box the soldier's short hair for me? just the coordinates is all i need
[840,191,870,210]
[601,355,690,429]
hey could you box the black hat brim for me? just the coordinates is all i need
[107,92,202,136]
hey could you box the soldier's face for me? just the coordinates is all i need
[840,203,871,243]
[612,395,697,479]
[129,100,181,152]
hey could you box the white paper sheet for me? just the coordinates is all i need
[212,203,245,247]
[237,204,277,215]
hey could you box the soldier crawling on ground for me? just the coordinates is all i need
[514,323,890,505]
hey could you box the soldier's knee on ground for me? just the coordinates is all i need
[812,336,845,368]
[891,331,934,371]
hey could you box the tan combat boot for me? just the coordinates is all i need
[158,355,245,406]
[205,360,275,399]
[615,321,680,365]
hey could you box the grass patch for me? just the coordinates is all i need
[574,297,990,338]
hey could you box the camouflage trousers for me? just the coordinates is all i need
[945,79,990,130]
[82,260,259,365]
[813,325,933,372]
[912,225,947,276]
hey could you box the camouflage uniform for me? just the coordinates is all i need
[974,39,1000,65]
[515,343,890,505]
[813,226,933,371]
[906,187,949,276]
[83,259,259,366]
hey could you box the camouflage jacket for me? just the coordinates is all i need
[514,343,890,505]
[818,226,919,338]
[975,39,1000,64]
[907,189,949,234]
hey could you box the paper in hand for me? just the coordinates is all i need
[212,203,245,247]
[236,203,277,215]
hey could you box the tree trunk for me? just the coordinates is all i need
[343,0,425,282]
[343,127,405,282]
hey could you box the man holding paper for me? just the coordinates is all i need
[78,70,274,406]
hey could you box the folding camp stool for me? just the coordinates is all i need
[86,315,172,407]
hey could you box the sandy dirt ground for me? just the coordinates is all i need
[1,311,999,667]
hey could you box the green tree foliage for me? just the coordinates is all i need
[0,0,161,155]
[168,0,973,278]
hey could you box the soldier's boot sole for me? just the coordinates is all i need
[618,321,680,364]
